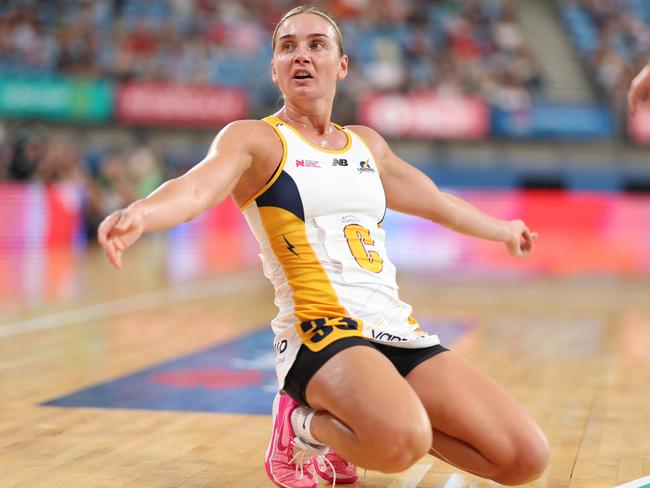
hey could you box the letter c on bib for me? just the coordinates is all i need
[344,224,383,273]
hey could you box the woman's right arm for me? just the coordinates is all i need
[98,120,258,269]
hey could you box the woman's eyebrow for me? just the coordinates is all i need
[278,33,330,40]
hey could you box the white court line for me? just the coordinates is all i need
[387,462,433,488]
[0,272,263,340]
[615,476,650,488]
[442,473,467,488]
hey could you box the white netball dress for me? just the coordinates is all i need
[241,116,440,387]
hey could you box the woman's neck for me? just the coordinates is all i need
[278,99,334,136]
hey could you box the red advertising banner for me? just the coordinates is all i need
[628,106,650,143]
[116,82,248,127]
[358,93,489,139]
[382,190,650,276]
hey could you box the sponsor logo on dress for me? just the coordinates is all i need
[341,215,361,224]
[295,159,321,168]
[370,329,409,342]
[332,158,348,166]
[283,235,299,257]
[358,160,375,173]
[274,339,288,354]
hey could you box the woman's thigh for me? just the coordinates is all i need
[304,345,431,443]
[405,350,548,465]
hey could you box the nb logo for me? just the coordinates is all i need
[332,158,348,166]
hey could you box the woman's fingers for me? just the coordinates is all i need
[98,209,141,270]
[103,238,120,269]
[518,228,538,256]
[113,235,126,253]
[114,210,134,232]
[97,212,120,247]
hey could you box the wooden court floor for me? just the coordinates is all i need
[1,240,649,487]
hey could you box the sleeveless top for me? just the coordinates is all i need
[241,115,440,386]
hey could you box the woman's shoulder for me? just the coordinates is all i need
[215,119,283,152]
[344,124,389,156]
[221,119,278,138]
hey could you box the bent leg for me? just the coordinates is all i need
[303,345,432,473]
[406,351,549,485]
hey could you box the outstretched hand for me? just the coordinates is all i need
[628,63,650,114]
[504,219,538,258]
[97,205,145,269]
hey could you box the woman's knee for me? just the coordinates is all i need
[362,417,433,473]
[492,430,550,485]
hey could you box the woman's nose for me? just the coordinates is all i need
[293,46,311,63]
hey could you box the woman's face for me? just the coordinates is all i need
[272,13,348,102]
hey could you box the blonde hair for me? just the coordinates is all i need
[271,5,345,56]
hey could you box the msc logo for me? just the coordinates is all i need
[296,159,321,168]
[332,158,348,166]
[358,160,375,173]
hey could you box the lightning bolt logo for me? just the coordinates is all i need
[283,235,299,257]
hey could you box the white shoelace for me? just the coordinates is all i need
[314,455,338,487]
[290,438,336,486]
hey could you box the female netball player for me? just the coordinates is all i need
[98,6,549,488]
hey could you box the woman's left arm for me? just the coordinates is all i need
[348,125,537,257]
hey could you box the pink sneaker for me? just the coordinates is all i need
[314,451,358,484]
[264,393,328,488]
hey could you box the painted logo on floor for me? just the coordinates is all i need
[42,319,473,415]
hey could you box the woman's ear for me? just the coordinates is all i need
[337,54,349,81]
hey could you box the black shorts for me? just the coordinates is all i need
[283,336,449,406]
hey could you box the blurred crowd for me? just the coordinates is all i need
[0,0,547,232]
[0,0,543,108]
[562,0,650,105]
[0,121,165,237]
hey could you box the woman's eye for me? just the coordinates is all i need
[311,41,323,49]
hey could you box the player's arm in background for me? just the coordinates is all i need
[628,60,650,114]
[348,125,537,258]
[98,120,258,269]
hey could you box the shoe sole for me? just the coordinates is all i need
[264,393,287,488]
[315,466,359,484]
[264,394,309,488]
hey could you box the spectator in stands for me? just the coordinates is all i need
[125,136,163,199]
[2,123,88,184]
[86,148,137,239]
[0,0,550,231]
[0,0,543,107]
[37,136,86,183]
[6,123,48,181]
[564,0,650,108]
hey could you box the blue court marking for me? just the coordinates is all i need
[41,319,474,415]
